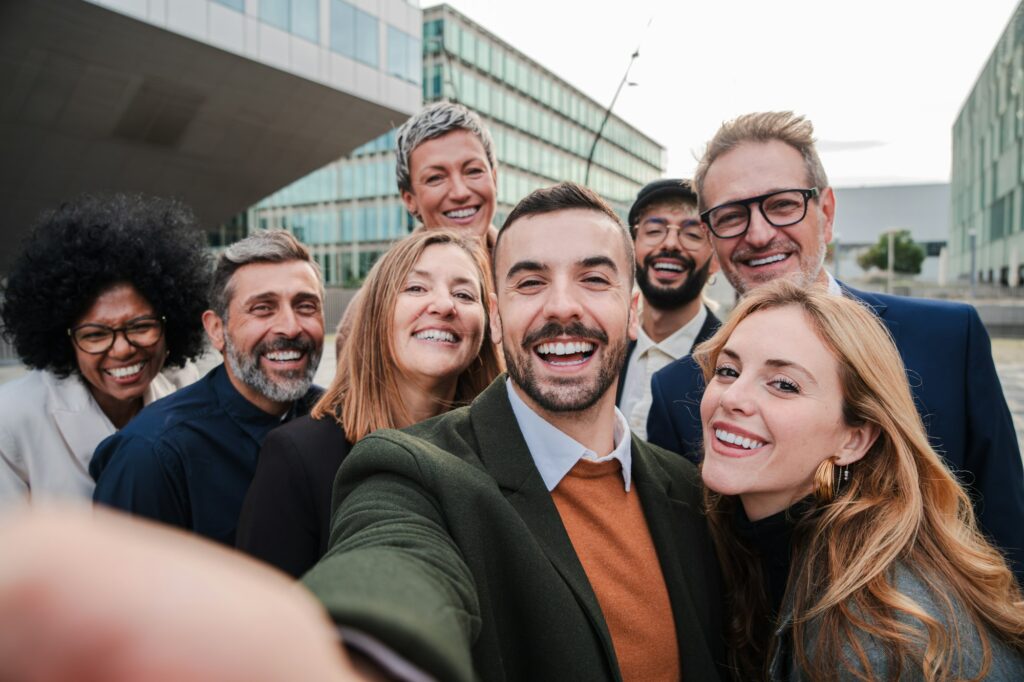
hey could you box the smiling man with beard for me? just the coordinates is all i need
[303,183,725,682]
[91,231,325,546]
[616,179,720,439]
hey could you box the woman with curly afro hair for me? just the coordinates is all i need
[0,194,212,506]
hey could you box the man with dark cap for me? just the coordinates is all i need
[616,179,720,439]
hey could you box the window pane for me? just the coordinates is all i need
[260,0,289,31]
[330,0,355,58]
[355,9,378,66]
[213,0,245,11]
[291,0,318,42]
[387,26,405,79]
[408,36,421,85]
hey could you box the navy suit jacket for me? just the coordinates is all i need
[615,306,721,407]
[647,284,1024,581]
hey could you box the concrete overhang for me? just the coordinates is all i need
[0,0,418,272]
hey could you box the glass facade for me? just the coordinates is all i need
[330,0,379,67]
[259,0,318,43]
[251,3,664,285]
[213,0,245,11]
[950,3,1024,285]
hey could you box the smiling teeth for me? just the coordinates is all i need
[715,429,764,449]
[445,207,478,219]
[107,362,144,378]
[747,253,788,267]
[266,350,302,361]
[415,330,457,343]
[536,341,595,356]
[653,262,684,272]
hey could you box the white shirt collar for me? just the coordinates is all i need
[824,270,842,296]
[634,304,708,360]
[505,379,633,492]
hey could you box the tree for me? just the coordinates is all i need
[857,230,925,275]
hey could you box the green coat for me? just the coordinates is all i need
[304,377,725,681]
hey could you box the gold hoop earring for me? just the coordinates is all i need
[814,457,837,503]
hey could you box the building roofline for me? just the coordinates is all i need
[424,2,664,151]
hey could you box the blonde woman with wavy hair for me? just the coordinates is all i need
[695,279,1024,681]
[237,230,503,578]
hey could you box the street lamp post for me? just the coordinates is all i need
[583,49,639,188]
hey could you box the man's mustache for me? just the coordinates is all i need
[522,321,609,349]
[643,249,696,272]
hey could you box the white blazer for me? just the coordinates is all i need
[0,366,195,510]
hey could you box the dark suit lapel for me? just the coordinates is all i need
[692,306,722,350]
[839,282,896,341]
[469,378,620,676]
[631,437,718,678]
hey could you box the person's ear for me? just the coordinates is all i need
[836,420,880,466]
[819,186,837,244]
[488,292,503,346]
[202,311,226,353]
[401,190,420,221]
[627,290,640,342]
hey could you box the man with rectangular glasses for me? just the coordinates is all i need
[647,111,1024,584]
[616,179,720,440]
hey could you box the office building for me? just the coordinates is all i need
[0,0,421,269]
[253,2,665,284]
[951,2,1024,285]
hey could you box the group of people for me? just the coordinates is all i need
[0,102,1023,681]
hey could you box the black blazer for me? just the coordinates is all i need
[236,414,353,579]
[615,306,721,407]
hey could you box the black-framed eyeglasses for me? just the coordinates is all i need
[700,188,819,239]
[68,316,166,354]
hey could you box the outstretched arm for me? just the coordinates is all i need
[0,506,365,682]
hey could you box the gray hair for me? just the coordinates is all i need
[693,112,830,211]
[209,230,321,319]
[395,101,497,195]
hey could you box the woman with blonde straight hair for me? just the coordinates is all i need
[695,279,1024,681]
[237,229,502,578]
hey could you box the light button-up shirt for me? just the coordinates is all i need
[505,379,632,492]
[620,305,707,440]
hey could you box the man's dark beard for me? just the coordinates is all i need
[636,251,712,311]
[504,320,626,413]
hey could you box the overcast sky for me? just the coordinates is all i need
[424,0,1020,188]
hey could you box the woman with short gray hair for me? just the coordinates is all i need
[396,100,499,246]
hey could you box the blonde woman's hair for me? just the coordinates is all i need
[311,230,503,442]
[694,280,1024,681]
[693,111,829,211]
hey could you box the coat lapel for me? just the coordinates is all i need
[693,307,722,348]
[46,374,114,472]
[631,437,719,678]
[470,378,621,678]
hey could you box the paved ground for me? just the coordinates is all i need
[4,335,1024,452]
[992,339,1024,449]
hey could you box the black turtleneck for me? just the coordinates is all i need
[732,499,813,617]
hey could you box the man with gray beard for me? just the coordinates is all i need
[91,231,325,545]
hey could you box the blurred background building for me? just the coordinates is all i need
[832,183,949,284]
[951,1,1024,287]
[250,3,666,286]
[0,0,422,272]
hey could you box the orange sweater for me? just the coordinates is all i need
[551,458,680,682]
